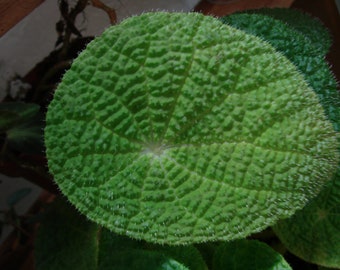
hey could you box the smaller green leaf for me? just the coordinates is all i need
[6,120,44,153]
[0,103,40,125]
[0,103,44,153]
[212,239,292,270]
[6,188,32,207]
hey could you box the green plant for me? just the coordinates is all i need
[41,10,339,269]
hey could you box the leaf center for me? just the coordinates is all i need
[142,142,166,157]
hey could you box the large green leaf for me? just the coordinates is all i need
[220,11,340,268]
[35,199,207,270]
[212,240,292,270]
[45,12,339,244]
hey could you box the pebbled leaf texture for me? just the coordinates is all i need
[35,199,207,270]
[45,12,339,244]
[220,10,340,267]
[247,8,332,56]
[212,239,292,270]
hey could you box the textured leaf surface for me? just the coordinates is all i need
[248,8,332,56]
[212,240,292,270]
[220,11,340,268]
[45,12,339,244]
[35,199,206,270]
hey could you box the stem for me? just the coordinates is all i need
[91,0,117,24]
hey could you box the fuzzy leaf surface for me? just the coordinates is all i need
[45,12,339,244]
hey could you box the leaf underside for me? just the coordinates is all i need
[45,12,339,244]
[221,11,340,268]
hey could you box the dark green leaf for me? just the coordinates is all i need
[212,239,292,270]
[0,103,40,124]
[6,119,44,153]
[0,110,19,131]
[248,8,332,56]
[35,198,207,270]
[0,103,44,153]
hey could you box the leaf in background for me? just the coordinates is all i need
[0,110,19,132]
[35,198,207,270]
[220,10,340,268]
[0,103,40,124]
[0,102,39,132]
[0,102,44,153]
[6,118,44,153]
[6,187,32,207]
[45,12,339,245]
[212,239,292,270]
[248,8,332,56]
[35,199,99,270]
[98,230,207,270]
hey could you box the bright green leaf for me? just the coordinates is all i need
[212,239,292,270]
[45,12,339,245]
